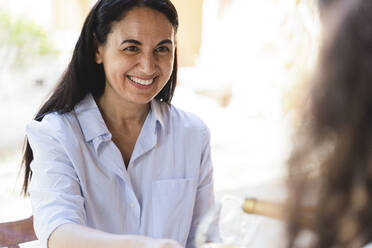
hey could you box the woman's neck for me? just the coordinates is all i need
[96,93,150,131]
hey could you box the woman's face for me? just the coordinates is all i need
[96,7,175,106]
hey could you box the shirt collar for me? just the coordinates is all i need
[150,99,166,129]
[74,93,110,142]
[74,94,166,143]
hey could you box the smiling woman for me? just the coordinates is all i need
[95,7,176,166]
[95,7,175,107]
[20,1,220,248]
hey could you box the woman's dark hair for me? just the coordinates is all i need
[287,0,372,247]
[22,0,179,195]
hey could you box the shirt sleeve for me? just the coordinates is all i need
[26,117,86,248]
[186,126,222,248]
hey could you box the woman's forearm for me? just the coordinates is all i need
[48,223,154,248]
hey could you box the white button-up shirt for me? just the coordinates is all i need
[27,94,219,248]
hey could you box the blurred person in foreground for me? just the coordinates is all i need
[20,0,219,248]
[287,0,372,247]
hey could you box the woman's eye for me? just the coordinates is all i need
[155,46,170,53]
[124,46,139,52]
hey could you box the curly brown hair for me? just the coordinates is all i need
[287,0,372,247]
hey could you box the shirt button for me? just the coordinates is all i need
[130,203,135,208]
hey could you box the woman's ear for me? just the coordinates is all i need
[94,34,103,64]
[96,46,103,64]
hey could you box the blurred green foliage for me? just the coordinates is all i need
[0,10,58,67]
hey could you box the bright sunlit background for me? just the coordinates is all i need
[0,0,320,247]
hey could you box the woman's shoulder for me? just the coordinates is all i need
[155,102,209,135]
[172,105,207,127]
[26,111,79,142]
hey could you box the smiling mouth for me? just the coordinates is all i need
[127,75,155,86]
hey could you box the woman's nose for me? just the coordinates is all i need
[138,53,156,75]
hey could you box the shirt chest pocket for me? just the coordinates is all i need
[151,178,195,244]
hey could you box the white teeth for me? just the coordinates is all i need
[128,76,154,86]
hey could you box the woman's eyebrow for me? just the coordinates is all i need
[157,39,173,46]
[120,39,142,46]
[120,39,173,46]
